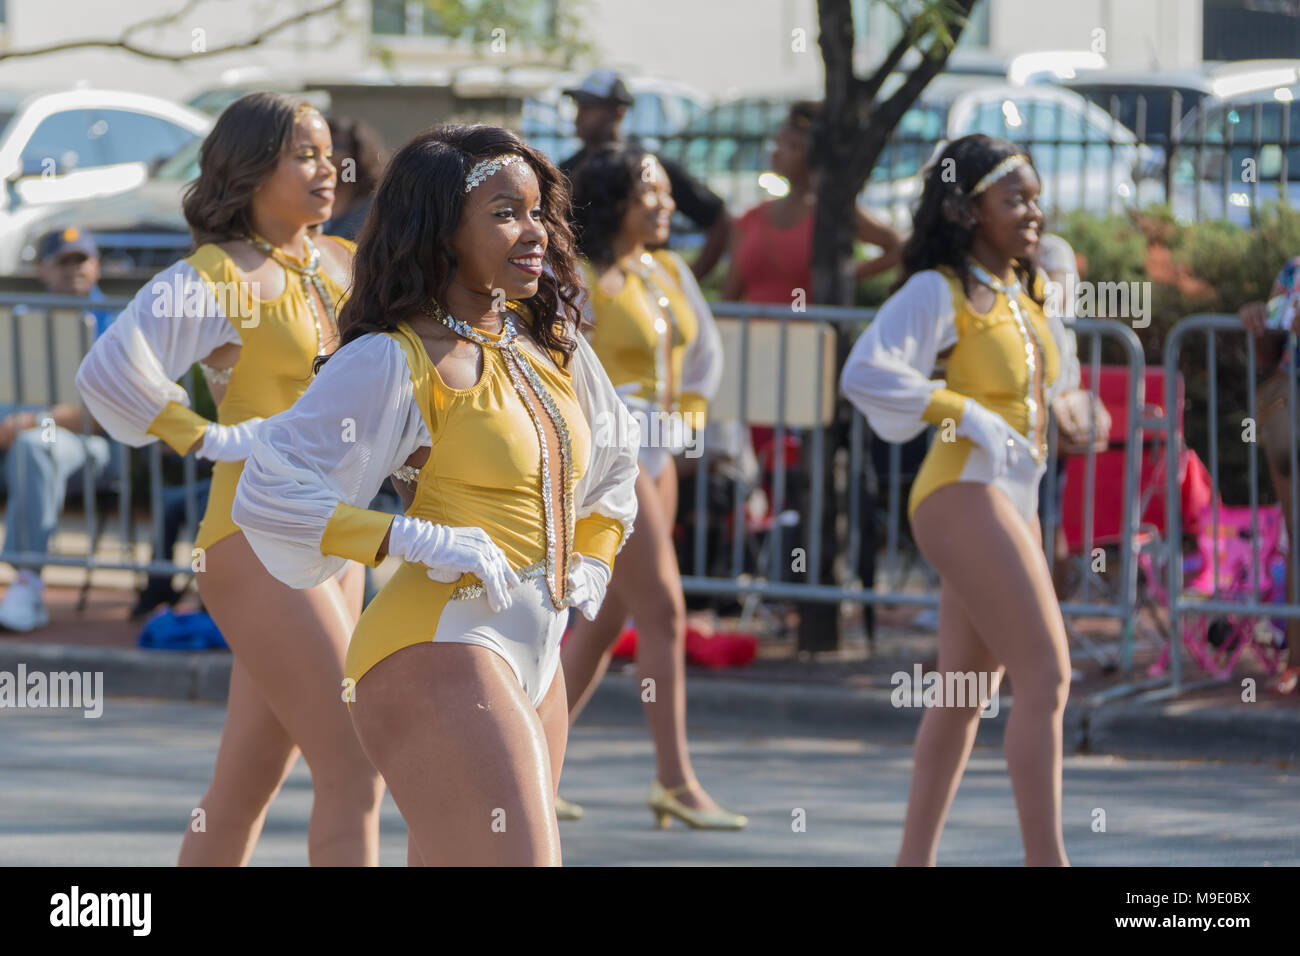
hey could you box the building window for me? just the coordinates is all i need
[372,0,444,37]
[853,0,990,53]
[371,0,558,41]
[1203,0,1300,60]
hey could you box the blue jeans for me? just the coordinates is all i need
[0,403,114,574]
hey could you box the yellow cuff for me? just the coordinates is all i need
[679,392,708,429]
[921,388,967,428]
[146,401,210,455]
[320,502,393,568]
[574,514,626,569]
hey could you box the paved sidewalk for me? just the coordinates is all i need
[4,699,1296,866]
[1,583,1296,766]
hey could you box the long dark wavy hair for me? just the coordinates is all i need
[321,124,581,372]
[182,91,318,247]
[569,142,653,265]
[897,134,1043,305]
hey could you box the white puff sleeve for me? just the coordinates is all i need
[75,260,241,453]
[231,333,427,589]
[1039,267,1082,403]
[669,251,724,417]
[566,327,641,568]
[839,270,962,442]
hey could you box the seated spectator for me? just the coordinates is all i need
[0,228,116,632]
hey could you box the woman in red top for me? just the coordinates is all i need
[721,100,902,306]
[721,101,903,459]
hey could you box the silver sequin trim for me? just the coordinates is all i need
[423,301,577,609]
[967,260,1048,464]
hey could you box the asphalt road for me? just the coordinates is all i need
[0,698,1295,866]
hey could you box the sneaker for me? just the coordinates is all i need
[0,577,50,632]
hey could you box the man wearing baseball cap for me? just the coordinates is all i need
[558,68,733,282]
[0,226,116,632]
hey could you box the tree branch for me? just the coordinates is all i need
[0,0,347,63]
[844,0,976,186]
[121,0,207,40]
[857,28,914,105]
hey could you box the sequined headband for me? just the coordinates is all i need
[969,154,1029,196]
[465,153,522,193]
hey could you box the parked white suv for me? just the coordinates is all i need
[0,88,211,276]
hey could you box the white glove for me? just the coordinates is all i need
[566,553,611,621]
[195,417,265,461]
[954,398,1033,478]
[387,515,521,613]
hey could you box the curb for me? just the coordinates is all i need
[1,642,1296,765]
[0,640,231,704]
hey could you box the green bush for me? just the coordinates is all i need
[1055,202,1300,506]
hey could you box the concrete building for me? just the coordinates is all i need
[0,1,1281,105]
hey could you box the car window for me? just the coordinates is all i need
[153,138,202,182]
[1184,89,1299,144]
[19,108,197,177]
[627,95,668,136]
[1179,95,1300,180]
[20,109,108,175]
[94,110,198,167]
[1070,85,1204,140]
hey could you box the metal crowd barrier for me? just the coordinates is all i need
[1152,315,1300,698]
[1,291,1155,669]
[679,302,1150,671]
[0,292,209,582]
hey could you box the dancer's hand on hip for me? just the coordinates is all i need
[387,516,521,612]
[955,398,1033,478]
[566,553,611,621]
[195,417,265,461]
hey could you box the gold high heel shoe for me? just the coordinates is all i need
[554,795,584,821]
[647,781,748,830]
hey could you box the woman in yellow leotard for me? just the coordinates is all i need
[841,134,1076,865]
[76,93,384,866]
[562,143,745,829]
[232,124,640,866]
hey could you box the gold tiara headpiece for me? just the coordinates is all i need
[465,153,522,193]
[969,154,1028,196]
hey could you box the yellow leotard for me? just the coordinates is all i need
[908,267,1061,521]
[143,238,355,552]
[581,249,707,421]
[320,316,625,688]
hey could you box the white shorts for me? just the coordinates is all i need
[432,572,567,708]
[980,445,1047,524]
[638,443,672,479]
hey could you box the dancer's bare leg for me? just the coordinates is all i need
[895,580,1003,866]
[537,659,569,795]
[185,533,385,866]
[562,461,722,810]
[350,642,562,865]
[563,586,628,720]
[177,657,300,866]
[338,561,366,623]
[907,483,1070,866]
